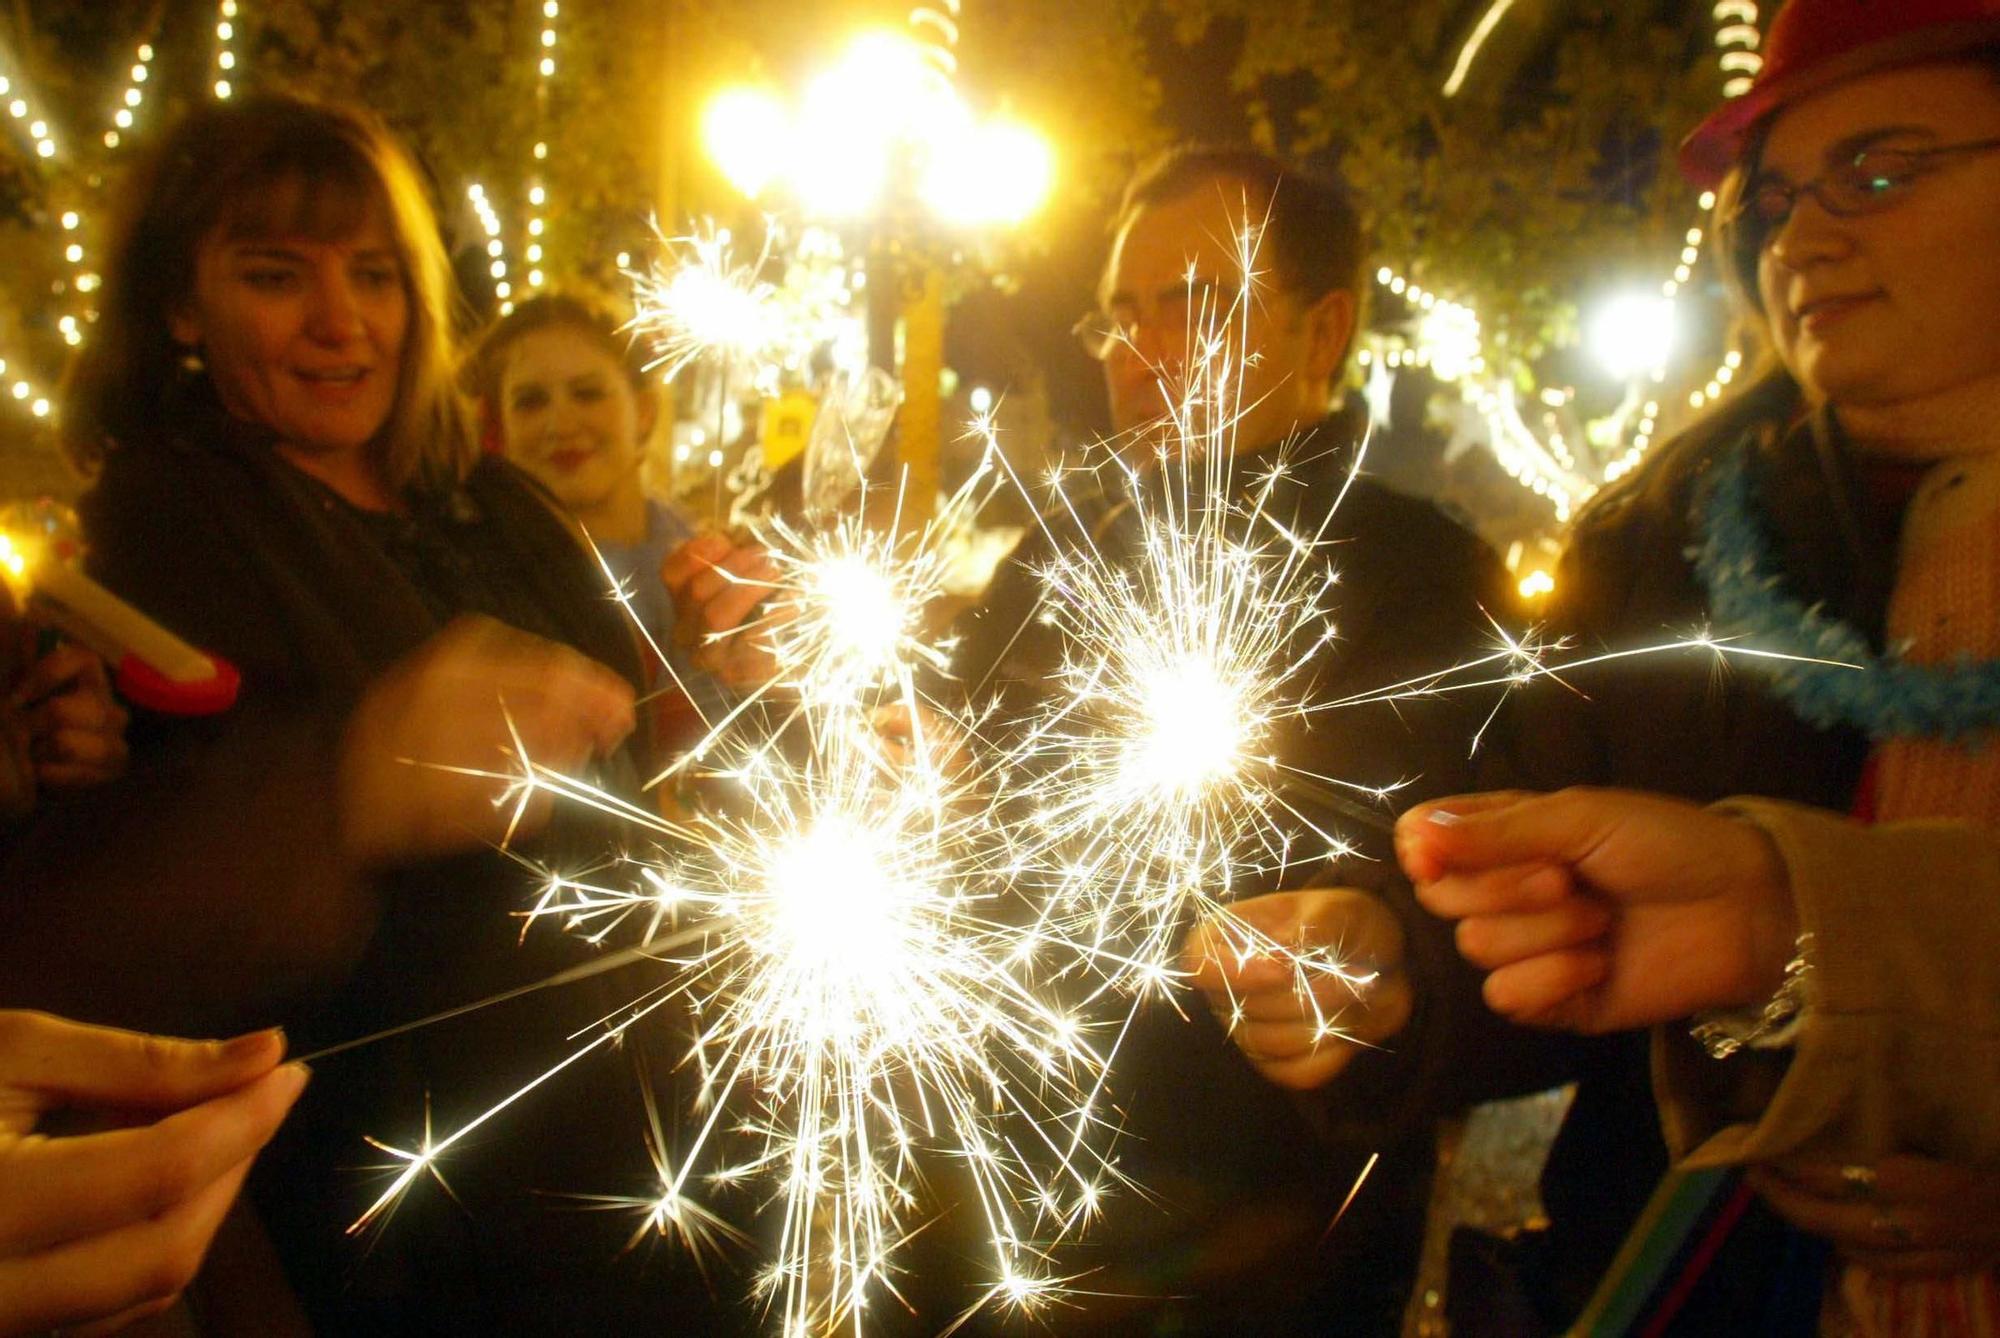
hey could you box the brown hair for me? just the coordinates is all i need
[465,293,651,409]
[1112,144,1369,314]
[61,92,472,489]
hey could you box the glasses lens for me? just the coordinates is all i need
[1828,153,1911,214]
[1747,182,1793,231]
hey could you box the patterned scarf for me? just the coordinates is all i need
[1838,454,2000,1338]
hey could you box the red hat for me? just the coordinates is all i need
[1680,0,2000,188]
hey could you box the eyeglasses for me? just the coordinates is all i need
[1727,136,2000,277]
[1072,277,1248,362]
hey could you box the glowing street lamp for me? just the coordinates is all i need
[701,30,1053,228]
[697,26,1055,527]
[701,87,791,200]
[922,119,1054,226]
[1588,293,1678,381]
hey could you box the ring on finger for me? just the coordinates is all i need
[1840,1164,1878,1200]
[1869,1211,1914,1246]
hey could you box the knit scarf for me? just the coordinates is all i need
[1839,454,2000,1338]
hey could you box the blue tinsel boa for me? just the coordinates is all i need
[1691,442,2000,742]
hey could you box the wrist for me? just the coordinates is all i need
[1690,818,1810,1059]
[1733,819,1800,1006]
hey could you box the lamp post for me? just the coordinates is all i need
[697,20,1052,529]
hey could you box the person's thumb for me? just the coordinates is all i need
[1395,789,1582,881]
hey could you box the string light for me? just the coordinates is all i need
[1712,2,1762,98]
[467,183,515,315]
[1442,0,1521,98]
[1633,7,1763,461]
[102,39,156,149]
[0,65,71,406]
[1364,264,1586,517]
[0,68,59,159]
[212,0,241,100]
[1369,265,1485,383]
[0,355,55,423]
[1687,347,1745,411]
[520,0,558,293]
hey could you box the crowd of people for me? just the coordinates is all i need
[0,0,1995,1333]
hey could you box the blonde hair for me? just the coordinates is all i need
[62,92,472,490]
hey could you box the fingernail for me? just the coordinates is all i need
[278,1061,313,1096]
[222,1027,284,1060]
[1425,809,1466,827]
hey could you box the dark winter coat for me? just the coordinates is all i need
[0,406,747,1335]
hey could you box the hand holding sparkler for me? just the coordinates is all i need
[661,533,784,693]
[0,1013,306,1338]
[1396,789,1796,1034]
[338,617,635,868]
[1181,890,1413,1091]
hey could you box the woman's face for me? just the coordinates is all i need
[170,208,409,458]
[496,325,653,514]
[1754,63,2000,410]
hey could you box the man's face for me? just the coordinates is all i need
[1098,181,1330,455]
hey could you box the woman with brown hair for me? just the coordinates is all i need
[2,93,721,1332]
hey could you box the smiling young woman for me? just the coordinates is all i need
[468,295,722,732]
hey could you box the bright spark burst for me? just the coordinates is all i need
[971,222,1391,1008]
[997,445,1385,1000]
[737,510,953,714]
[677,459,995,730]
[364,700,1117,1334]
[632,224,784,381]
[631,222,866,391]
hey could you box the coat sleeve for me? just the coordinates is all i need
[1654,798,2000,1171]
[1301,494,1589,1136]
[0,458,381,1037]
[1315,489,1689,1130]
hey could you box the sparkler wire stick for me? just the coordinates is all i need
[297,918,723,1064]
[1277,774,1399,836]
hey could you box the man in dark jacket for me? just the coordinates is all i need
[948,145,1513,1335]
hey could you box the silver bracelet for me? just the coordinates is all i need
[1689,932,1815,1060]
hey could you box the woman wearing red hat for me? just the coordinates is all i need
[1211,1,2000,1332]
[1410,0,2000,1332]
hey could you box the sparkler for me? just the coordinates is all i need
[354,679,1115,1334]
[631,222,865,390]
[990,441,1389,1005]
[632,224,782,383]
[948,229,1399,1015]
[693,468,994,725]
